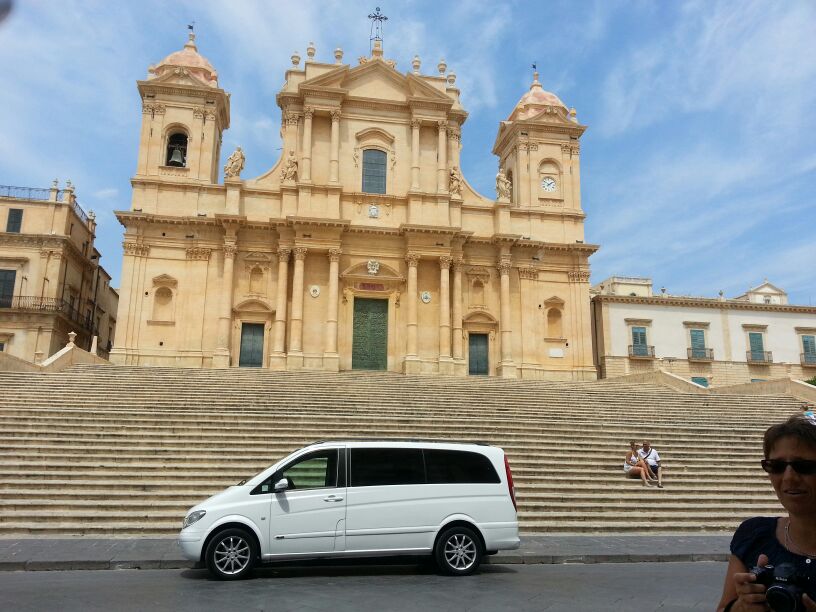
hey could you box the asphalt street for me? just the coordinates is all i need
[2,560,726,611]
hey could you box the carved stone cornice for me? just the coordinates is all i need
[568,270,591,282]
[439,256,453,270]
[293,247,308,261]
[519,267,539,280]
[405,253,420,268]
[277,247,291,262]
[328,248,342,262]
[123,241,150,257]
[186,247,211,261]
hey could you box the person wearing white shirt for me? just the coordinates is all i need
[638,440,664,488]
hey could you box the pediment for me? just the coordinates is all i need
[152,274,178,288]
[148,69,208,89]
[544,295,565,306]
[341,260,403,280]
[463,311,498,325]
[518,106,574,125]
[233,298,273,313]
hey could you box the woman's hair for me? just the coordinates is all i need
[629,440,636,446]
[763,416,816,458]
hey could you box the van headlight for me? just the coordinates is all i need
[182,510,207,529]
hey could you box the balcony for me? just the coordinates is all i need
[802,353,816,368]
[687,347,714,362]
[746,350,773,364]
[628,345,655,359]
[0,295,95,332]
[0,183,89,226]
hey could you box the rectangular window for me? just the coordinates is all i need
[425,450,500,484]
[749,332,765,360]
[362,149,387,194]
[0,269,15,308]
[0,342,5,352]
[689,329,707,359]
[631,326,648,356]
[350,448,424,487]
[691,376,709,387]
[803,335,816,364]
[6,209,22,233]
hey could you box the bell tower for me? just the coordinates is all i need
[134,30,230,187]
[492,71,585,215]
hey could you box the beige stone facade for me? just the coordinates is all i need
[0,183,118,362]
[111,35,597,380]
[591,277,816,386]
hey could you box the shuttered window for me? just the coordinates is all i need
[6,209,22,233]
[690,329,706,359]
[803,335,816,364]
[691,376,709,387]
[0,269,15,308]
[632,326,648,356]
[362,149,387,194]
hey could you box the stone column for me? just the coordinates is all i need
[214,241,237,367]
[519,143,531,207]
[404,253,420,373]
[497,258,517,378]
[437,120,448,192]
[452,257,464,363]
[448,125,461,168]
[324,248,341,371]
[410,119,421,191]
[270,247,291,369]
[329,110,341,183]
[282,107,299,156]
[289,247,308,358]
[301,107,314,182]
[439,256,452,357]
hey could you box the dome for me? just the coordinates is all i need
[149,32,218,88]
[508,72,566,121]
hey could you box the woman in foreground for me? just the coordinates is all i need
[716,416,816,611]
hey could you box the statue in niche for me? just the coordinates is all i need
[223,147,245,178]
[449,166,462,198]
[280,149,298,182]
[496,169,512,201]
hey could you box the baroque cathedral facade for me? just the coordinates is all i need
[111,33,597,380]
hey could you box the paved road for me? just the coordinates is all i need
[3,560,726,611]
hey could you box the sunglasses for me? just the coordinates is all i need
[760,459,816,475]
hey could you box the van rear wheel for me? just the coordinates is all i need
[434,526,482,576]
[205,528,257,580]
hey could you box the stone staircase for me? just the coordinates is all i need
[0,365,799,537]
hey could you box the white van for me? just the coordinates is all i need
[178,440,520,579]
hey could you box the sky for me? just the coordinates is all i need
[1,0,814,303]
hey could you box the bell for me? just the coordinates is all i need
[168,147,185,167]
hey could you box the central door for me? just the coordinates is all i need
[468,333,488,375]
[239,322,265,367]
[352,298,388,370]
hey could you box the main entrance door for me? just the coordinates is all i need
[239,323,265,367]
[352,298,388,370]
[468,333,488,375]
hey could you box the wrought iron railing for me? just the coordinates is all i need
[687,347,714,361]
[0,295,94,331]
[802,353,816,367]
[0,185,52,200]
[628,345,655,358]
[746,350,773,364]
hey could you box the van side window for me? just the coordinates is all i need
[425,450,500,484]
[350,448,424,487]
[251,449,338,494]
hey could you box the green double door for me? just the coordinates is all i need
[239,323,264,367]
[352,298,388,371]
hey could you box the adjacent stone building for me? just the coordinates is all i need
[591,276,816,386]
[0,183,118,361]
[111,33,597,379]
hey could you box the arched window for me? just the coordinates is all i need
[249,266,263,294]
[166,132,188,167]
[362,149,387,194]
[547,307,563,338]
[153,287,174,321]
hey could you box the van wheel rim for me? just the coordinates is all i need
[214,536,251,575]
[443,534,477,570]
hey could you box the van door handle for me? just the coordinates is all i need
[323,495,343,502]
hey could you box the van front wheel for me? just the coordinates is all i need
[205,528,257,580]
[434,526,482,576]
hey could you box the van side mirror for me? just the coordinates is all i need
[274,478,289,492]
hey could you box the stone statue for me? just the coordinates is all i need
[448,166,462,198]
[496,169,512,201]
[223,147,245,179]
[281,149,298,182]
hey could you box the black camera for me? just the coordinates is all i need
[751,563,816,612]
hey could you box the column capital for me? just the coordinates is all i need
[293,246,308,261]
[328,248,342,262]
[437,119,448,129]
[411,118,422,129]
[284,111,300,126]
[303,106,315,119]
[123,241,149,257]
[277,247,292,262]
[519,267,539,280]
[496,259,512,276]
[452,256,465,271]
[186,247,212,261]
[568,270,591,283]
[330,109,342,122]
[405,252,420,267]
[223,242,238,259]
[439,256,453,270]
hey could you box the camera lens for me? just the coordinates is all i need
[765,584,801,612]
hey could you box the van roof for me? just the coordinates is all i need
[308,439,491,447]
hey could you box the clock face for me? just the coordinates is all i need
[541,177,557,192]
